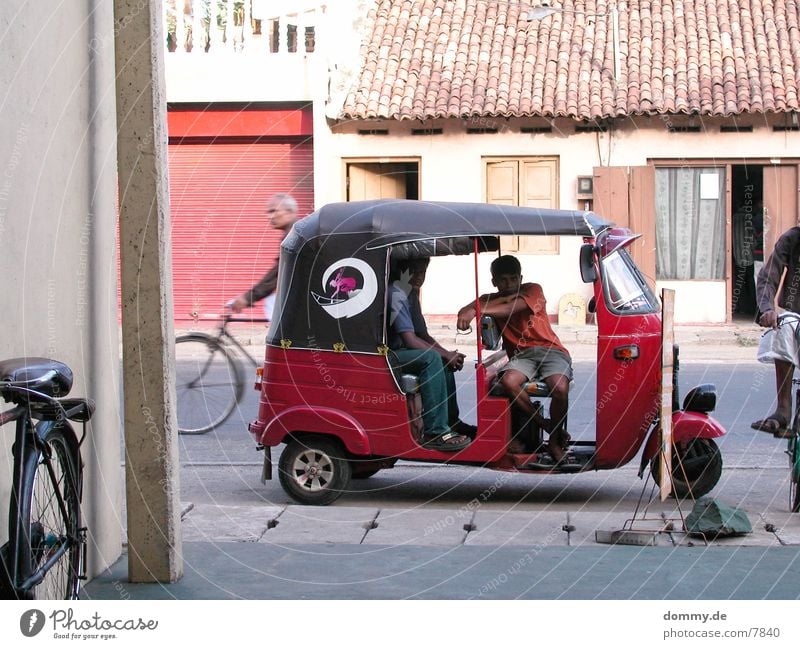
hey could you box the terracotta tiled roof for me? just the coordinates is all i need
[339,0,800,120]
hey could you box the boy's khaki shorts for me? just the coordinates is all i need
[501,346,573,381]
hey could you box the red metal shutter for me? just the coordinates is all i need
[169,141,314,322]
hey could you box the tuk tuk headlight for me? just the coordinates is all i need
[682,384,716,413]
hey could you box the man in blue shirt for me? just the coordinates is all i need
[388,258,471,451]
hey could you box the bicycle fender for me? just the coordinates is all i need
[641,411,726,464]
[35,419,84,502]
[260,406,371,456]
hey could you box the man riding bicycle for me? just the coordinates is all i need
[752,225,800,438]
[228,193,300,318]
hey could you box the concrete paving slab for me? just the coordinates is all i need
[362,508,470,546]
[260,505,379,545]
[759,511,800,545]
[465,510,568,546]
[181,504,285,542]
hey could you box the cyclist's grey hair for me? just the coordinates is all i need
[269,193,298,214]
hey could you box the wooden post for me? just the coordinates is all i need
[114,0,183,583]
[660,289,675,502]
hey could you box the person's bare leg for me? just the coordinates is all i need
[500,369,537,416]
[775,359,794,424]
[544,374,570,462]
[500,369,536,452]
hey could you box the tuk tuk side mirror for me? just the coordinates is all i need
[579,243,597,283]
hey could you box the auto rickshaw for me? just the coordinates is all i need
[248,200,725,505]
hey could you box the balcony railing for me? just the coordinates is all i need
[164,0,319,56]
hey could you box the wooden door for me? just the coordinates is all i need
[347,162,409,200]
[763,164,799,253]
[486,160,520,251]
[592,165,656,284]
[519,160,559,253]
[486,158,559,253]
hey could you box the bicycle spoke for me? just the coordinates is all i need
[175,335,243,433]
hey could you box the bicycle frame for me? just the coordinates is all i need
[1,392,86,598]
[218,325,260,367]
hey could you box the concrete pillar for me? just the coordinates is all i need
[114,0,183,583]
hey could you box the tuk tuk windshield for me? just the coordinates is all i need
[602,249,659,314]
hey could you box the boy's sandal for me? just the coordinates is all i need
[422,430,471,452]
[528,452,581,472]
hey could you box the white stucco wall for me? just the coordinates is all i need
[314,108,799,321]
[0,2,121,576]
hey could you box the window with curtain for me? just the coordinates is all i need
[655,167,726,280]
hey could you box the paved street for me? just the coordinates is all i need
[167,339,795,543]
[86,334,800,600]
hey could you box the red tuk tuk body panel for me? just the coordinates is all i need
[254,347,410,453]
[641,411,727,461]
[593,287,663,469]
[253,346,509,463]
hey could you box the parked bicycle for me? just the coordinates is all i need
[0,358,93,599]
[175,313,268,434]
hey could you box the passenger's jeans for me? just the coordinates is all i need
[391,348,450,435]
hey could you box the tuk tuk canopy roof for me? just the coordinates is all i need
[306,200,611,247]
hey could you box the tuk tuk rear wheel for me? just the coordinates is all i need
[278,436,351,506]
[650,438,722,499]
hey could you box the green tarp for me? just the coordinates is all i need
[686,497,752,537]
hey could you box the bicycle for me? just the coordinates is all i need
[0,357,93,599]
[175,313,268,434]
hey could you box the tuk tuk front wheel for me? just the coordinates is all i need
[278,436,352,506]
[650,438,722,499]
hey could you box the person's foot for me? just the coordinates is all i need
[527,451,581,471]
[451,420,478,438]
[422,430,471,452]
[548,428,571,463]
[508,438,527,454]
[751,413,789,435]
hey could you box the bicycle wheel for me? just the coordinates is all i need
[789,436,800,513]
[14,425,82,599]
[790,392,800,513]
[175,334,244,434]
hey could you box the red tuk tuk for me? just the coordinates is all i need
[248,200,725,505]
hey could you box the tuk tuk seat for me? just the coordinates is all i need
[524,381,553,397]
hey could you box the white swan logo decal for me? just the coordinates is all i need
[311,258,378,319]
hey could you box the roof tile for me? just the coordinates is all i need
[340,0,800,121]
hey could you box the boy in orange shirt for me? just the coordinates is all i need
[457,255,572,464]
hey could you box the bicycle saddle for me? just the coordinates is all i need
[0,357,73,397]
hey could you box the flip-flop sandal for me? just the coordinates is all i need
[422,430,471,452]
[751,415,788,435]
[528,452,581,471]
